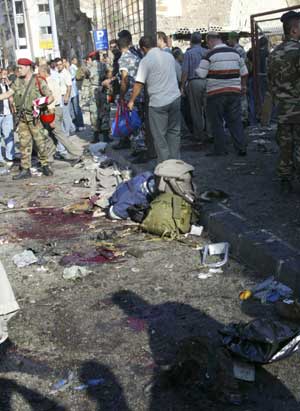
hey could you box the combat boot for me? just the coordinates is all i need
[41,166,53,176]
[12,169,32,180]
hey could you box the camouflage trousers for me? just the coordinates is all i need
[18,119,49,169]
[277,123,300,180]
[89,88,110,133]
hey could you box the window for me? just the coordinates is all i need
[15,1,24,14]
[38,4,49,12]
[17,23,26,38]
[40,26,52,35]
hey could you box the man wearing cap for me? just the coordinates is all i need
[268,11,300,193]
[0,58,54,179]
[181,32,207,142]
[227,32,246,60]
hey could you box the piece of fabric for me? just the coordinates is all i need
[135,48,180,107]
[196,44,248,96]
[0,260,19,317]
[207,93,246,154]
[148,97,181,163]
[182,45,207,81]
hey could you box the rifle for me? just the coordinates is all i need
[14,75,35,131]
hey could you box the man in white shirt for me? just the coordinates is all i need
[69,57,85,131]
[128,36,181,163]
[55,58,76,136]
[0,69,15,166]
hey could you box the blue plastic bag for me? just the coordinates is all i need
[112,103,142,139]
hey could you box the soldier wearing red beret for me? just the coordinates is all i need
[0,58,54,179]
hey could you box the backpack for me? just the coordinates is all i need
[154,160,196,205]
[141,193,192,239]
[109,172,155,220]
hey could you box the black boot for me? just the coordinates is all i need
[280,179,293,194]
[12,169,32,180]
[41,166,53,176]
[102,131,113,143]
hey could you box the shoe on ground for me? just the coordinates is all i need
[41,166,53,176]
[238,150,247,157]
[280,179,293,194]
[12,169,32,180]
[276,300,300,322]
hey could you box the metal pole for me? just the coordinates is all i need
[11,0,19,50]
[48,0,60,58]
[144,0,157,38]
[22,0,35,59]
[4,0,16,59]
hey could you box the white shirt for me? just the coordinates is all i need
[135,48,180,107]
[0,83,11,115]
[58,68,72,96]
[47,75,62,108]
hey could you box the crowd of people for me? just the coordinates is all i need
[0,10,299,190]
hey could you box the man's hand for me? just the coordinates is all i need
[63,96,69,105]
[241,86,247,95]
[127,100,134,111]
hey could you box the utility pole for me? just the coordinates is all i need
[144,0,157,37]
[23,0,35,59]
[48,0,60,57]
[4,0,16,60]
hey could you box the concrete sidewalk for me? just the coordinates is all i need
[107,125,300,293]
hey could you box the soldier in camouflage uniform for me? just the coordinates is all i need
[0,58,54,180]
[86,52,107,142]
[268,11,300,192]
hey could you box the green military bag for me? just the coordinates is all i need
[141,192,192,239]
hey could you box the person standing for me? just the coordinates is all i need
[0,69,15,166]
[268,11,300,193]
[69,57,85,131]
[38,64,82,163]
[227,32,246,60]
[0,58,54,179]
[181,32,207,141]
[157,32,172,53]
[128,36,181,163]
[55,58,76,136]
[197,32,248,156]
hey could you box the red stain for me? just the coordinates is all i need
[60,248,117,266]
[126,317,146,333]
[16,208,92,241]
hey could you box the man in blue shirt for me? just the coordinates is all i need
[181,32,207,142]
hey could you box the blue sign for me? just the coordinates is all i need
[93,29,109,51]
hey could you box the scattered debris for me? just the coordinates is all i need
[12,250,38,268]
[221,318,300,364]
[187,225,204,237]
[73,378,105,391]
[89,142,108,156]
[73,178,91,188]
[50,371,75,393]
[7,199,16,209]
[63,266,92,280]
[200,242,230,268]
[240,276,293,304]
[197,273,213,280]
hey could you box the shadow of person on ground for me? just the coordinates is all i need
[79,360,130,411]
[112,289,300,411]
[0,378,66,411]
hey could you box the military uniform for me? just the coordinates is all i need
[87,61,107,138]
[268,38,300,181]
[11,75,52,170]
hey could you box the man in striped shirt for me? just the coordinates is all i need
[197,32,248,156]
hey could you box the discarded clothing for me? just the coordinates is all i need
[109,172,156,220]
[250,276,293,303]
[221,318,300,364]
[12,250,38,268]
